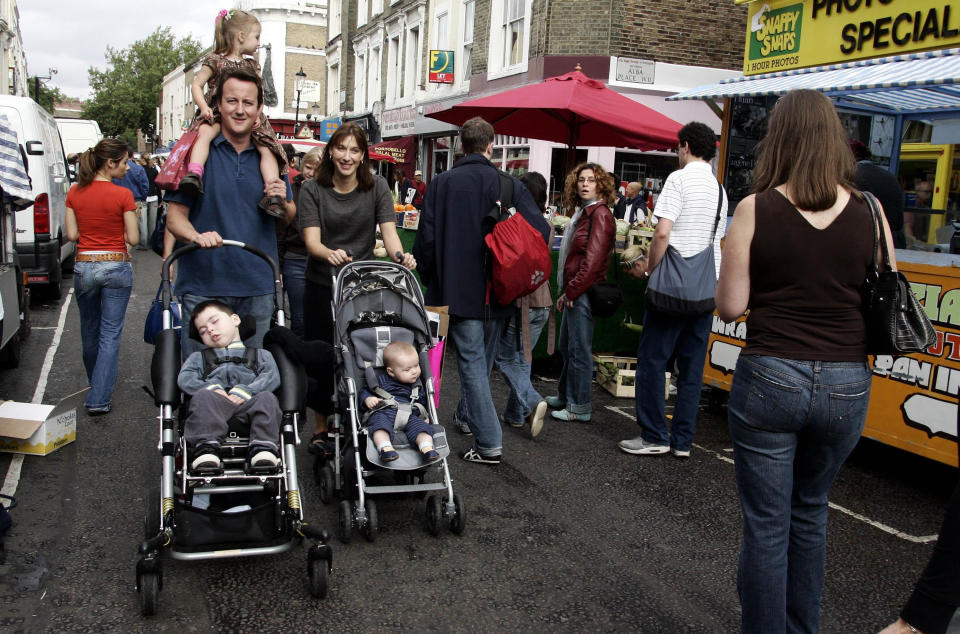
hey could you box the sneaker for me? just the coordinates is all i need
[618,436,670,455]
[550,408,590,422]
[421,448,440,463]
[527,400,547,438]
[191,444,221,471]
[454,418,473,436]
[259,195,285,218]
[503,419,524,428]
[85,405,111,417]
[545,395,566,409]
[178,172,204,196]
[249,449,280,469]
[458,447,501,465]
[379,447,400,462]
[671,448,691,459]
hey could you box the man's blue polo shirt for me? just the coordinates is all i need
[165,134,292,298]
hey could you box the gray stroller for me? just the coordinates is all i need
[315,260,465,541]
[137,241,332,616]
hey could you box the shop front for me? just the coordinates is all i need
[672,0,960,466]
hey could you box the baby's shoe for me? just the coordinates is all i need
[191,443,221,473]
[259,195,285,218]
[178,172,204,196]
[249,447,280,471]
[379,446,399,462]
[421,448,440,464]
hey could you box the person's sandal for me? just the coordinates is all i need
[178,172,204,196]
[259,195,285,218]
[308,433,335,458]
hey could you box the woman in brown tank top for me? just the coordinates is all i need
[716,89,896,634]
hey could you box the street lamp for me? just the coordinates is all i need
[294,67,306,136]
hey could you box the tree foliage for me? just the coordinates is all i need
[27,81,68,115]
[83,27,202,145]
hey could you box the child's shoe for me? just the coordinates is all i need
[178,172,204,196]
[421,448,440,463]
[258,195,285,218]
[379,446,399,462]
[249,448,280,470]
[191,444,221,473]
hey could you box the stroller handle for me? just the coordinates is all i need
[160,240,285,326]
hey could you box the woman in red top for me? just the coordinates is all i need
[65,138,139,415]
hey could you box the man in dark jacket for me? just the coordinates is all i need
[849,140,906,248]
[413,117,550,465]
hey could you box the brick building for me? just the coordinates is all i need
[331,0,746,199]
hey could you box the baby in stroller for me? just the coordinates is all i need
[360,341,440,464]
[178,300,282,473]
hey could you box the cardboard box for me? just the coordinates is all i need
[403,211,420,230]
[424,305,450,338]
[0,388,88,455]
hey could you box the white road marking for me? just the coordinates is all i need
[1,289,73,500]
[604,404,939,544]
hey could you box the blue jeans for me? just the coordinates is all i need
[634,308,711,451]
[556,294,595,414]
[179,293,274,358]
[281,256,307,338]
[728,355,871,634]
[448,316,507,457]
[73,261,133,409]
[496,306,549,422]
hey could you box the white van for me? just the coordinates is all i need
[0,96,73,299]
[55,118,102,157]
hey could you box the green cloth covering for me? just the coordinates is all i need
[395,228,646,357]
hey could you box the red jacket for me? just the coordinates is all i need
[561,202,615,301]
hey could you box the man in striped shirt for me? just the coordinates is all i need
[619,121,728,460]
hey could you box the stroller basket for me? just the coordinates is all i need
[174,494,282,548]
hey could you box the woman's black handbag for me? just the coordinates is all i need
[862,191,936,355]
[586,282,622,318]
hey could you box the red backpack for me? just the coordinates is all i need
[483,172,552,305]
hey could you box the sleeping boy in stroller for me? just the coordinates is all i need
[360,341,440,464]
[178,300,282,473]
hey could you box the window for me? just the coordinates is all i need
[358,0,368,27]
[327,62,340,115]
[355,51,366,111]
[403,25,420,100]
[329,0,341,39]
[369,45,381,108]
[386,35,401,105]
[436,12,448,47]
[371,0,383,17]
[504,0,524,68]
[462,0,474,83]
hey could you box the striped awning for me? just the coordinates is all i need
[668,48,960,115]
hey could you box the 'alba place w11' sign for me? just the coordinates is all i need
[744,0,960,75]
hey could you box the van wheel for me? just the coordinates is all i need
[0,332,21,369]
[46,262,62,301]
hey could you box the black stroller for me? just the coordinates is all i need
[137,241,331,616]
[315,261,465,541]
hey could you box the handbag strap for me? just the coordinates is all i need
[584,202,619,283]
[863,191,892,273]
[709,180,724,242]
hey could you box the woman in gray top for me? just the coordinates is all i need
[298,121,416,452]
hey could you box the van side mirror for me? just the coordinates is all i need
[25,141,44,155]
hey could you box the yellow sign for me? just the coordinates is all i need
[703,257,960,467]
[744,0,960,75]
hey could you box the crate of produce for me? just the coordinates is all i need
[593,355,636,398]
[402,211,420,230]
[593,355,670,400]
[628,227,655,249]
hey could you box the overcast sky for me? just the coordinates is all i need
[20,1,220,99]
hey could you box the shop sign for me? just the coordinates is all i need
[744,0,960,76]
[702,258,960,467]
[615,57,655,84]
[429,50,455,84]
[382,107,416,136]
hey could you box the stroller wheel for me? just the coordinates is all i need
[361,499,377,542]
[144,487,161,540]
[317,463,335,505]
[447,494,466,535]
[139,571,160,616]
[337,500,353,543]
[425,495,442,537]
[307,557,329,598]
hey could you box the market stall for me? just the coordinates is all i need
[670,0,960,466]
